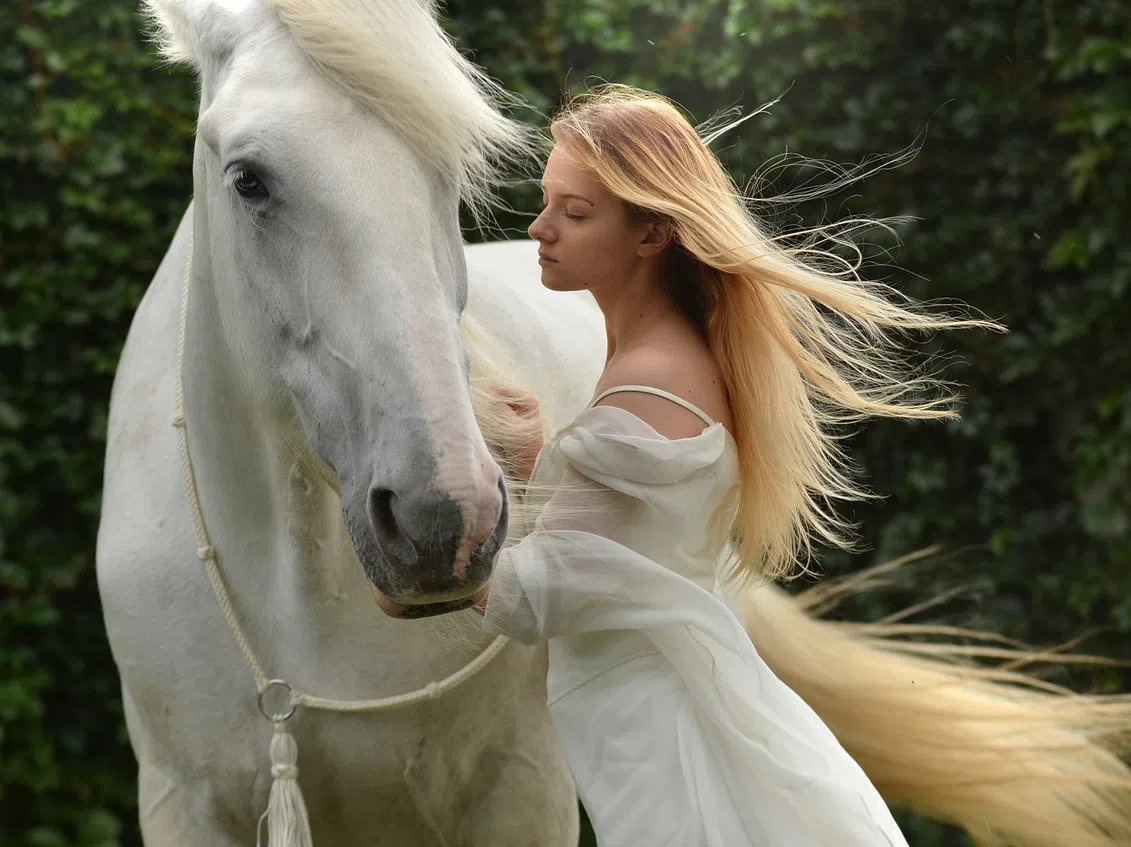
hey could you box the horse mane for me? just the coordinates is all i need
[262,0,535,216]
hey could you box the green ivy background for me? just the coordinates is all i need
[2,1,1128,845]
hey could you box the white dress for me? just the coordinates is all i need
[482,385,908,847]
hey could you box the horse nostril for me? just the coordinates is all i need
[367,486,399,545]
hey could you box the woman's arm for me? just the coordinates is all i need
[474,385,545,618]
[475,453,666,641]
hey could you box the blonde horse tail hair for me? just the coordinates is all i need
[739,552,1131,847]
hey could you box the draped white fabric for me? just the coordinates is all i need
[483,405,907,846]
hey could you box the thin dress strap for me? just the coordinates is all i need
[589,385,716,427]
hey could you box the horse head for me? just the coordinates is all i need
[146,0,533,615]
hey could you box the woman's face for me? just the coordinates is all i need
[528,144,656,293]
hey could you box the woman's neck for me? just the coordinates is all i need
[593,264,683,363]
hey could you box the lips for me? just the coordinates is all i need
[538,254,557,263]
[370,582,489,619]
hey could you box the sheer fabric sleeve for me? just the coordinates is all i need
[480,411,736,645]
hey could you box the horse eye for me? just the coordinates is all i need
[233,169,268,199]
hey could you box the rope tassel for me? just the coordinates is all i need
[256,681,313,847]
[259,721,314,847]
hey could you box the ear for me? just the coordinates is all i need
[636,220,674,259]
[142,0,198,64]
[141,0,256,67]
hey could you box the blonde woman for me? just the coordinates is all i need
[471,82,953,844]
[473,84,1127,845]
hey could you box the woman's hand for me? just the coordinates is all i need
[491,385,545,482]
[472,583,490,617]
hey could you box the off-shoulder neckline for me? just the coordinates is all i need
[556,403,736,447]
[530,405,735,484]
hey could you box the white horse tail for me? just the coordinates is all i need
[740,553,1131,847]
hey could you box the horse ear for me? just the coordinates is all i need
[141,0,256,67]
[141,0,198,65]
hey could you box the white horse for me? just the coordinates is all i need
[96,0,601,843]
[99,1,1131,845]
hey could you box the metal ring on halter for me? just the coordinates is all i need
[258,678,297,722]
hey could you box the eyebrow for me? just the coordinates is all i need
[539,186,595,206]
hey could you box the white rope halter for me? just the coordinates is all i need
[172,228,509,845]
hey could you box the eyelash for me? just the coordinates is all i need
[540,202,584,220]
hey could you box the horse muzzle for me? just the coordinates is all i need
[343,472,508,615]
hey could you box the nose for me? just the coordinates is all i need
[527,209,552,242]
[365,473,508,602]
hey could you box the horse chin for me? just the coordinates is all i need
[348,524,492,617]
[369,582,489,619]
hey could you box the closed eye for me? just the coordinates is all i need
[539,201,584,220]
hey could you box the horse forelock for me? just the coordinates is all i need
[145,0,535,213]
[261,0,535,213]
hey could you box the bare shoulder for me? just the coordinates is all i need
[593,336,733,440]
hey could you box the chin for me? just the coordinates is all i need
[540,270,578,293]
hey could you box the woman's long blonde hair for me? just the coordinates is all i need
[548,83,1002,584]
